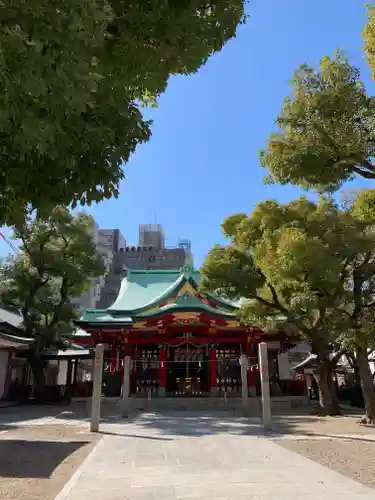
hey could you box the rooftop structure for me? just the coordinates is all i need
[139,224,165,249]
[96,244,191,309]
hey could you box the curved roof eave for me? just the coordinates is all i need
[137,302,237,319]
[0,331,34,346]
[108,273,187,314]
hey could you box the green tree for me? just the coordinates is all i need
[333,189,375,423]
[0,207,105,397]
[0,0,247,223]
[201,194,375,418]
[363,4,375,81]
[260,54,375,192]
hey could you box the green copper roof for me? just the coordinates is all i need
[77,310,133,326]
[109,269,185,312]
[75,266,239,327]
[108,265,212,314]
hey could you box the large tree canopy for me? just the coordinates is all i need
[363,4,375,81]
[259,55,375,192]
[201,192,375,418]
[0,207,105,393]
[0,0,247,223]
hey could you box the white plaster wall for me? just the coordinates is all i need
[57,360,68,385]
[277,342,310,380]
[0,350,9,398]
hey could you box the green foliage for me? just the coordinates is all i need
[349,188,375,222]
[260,54,375,192]
[0,0,247,223]
[201,192,375,352]
[363,4,375,81]
[0,207,105,351]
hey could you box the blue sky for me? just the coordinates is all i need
[1,1,374,265]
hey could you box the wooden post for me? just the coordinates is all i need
[240,354,249,415]
[121,355,131,417]
[90,344,104,433]
[259,342,272,430]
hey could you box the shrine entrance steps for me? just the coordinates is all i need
[121,396,308,417]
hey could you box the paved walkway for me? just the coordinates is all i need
[53,412,375,500]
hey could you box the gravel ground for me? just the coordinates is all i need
[272,414,375,490]
[277,438,375,489]
[0,425,100,500]
[272,414,375,437]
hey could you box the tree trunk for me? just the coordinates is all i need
[356,345,375,425]
[328,369,340,406]
[28,355,46,402]
[315,358,341,416]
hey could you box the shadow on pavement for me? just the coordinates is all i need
[0,439,89,478]
[0,401,120,426]
[1,402,372,443]
[130,411,375,441]
[129,412,305,437]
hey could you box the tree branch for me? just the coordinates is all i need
[351,165,375,179]
[310,122,375,178]
[339,258,349,293]
[267,282,286,311]
[21,277,50,334]
[334,306,352,318]
[256,267,288,313]
[47,277,77,331]
[254,293,312,337]
[361,158,375,174]
[352,269,363,323]
[312,306,326,329]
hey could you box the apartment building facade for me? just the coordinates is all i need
[73,227,126,313]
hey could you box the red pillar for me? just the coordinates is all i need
[209,348,217,390]
[159,348,167,389]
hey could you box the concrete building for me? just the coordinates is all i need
[90,229,126,309]
[73,226,126,313]
[71,218,100,312]
[74,222,192,310]
[96,226,193,309]
[139,224,165,248]
[96,245,190,309]
[98,229,126,255]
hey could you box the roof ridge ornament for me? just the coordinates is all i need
[182,263,193,274]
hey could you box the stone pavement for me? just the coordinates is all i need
[54,412,375,500]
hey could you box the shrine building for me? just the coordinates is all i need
[74,265,301,398]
